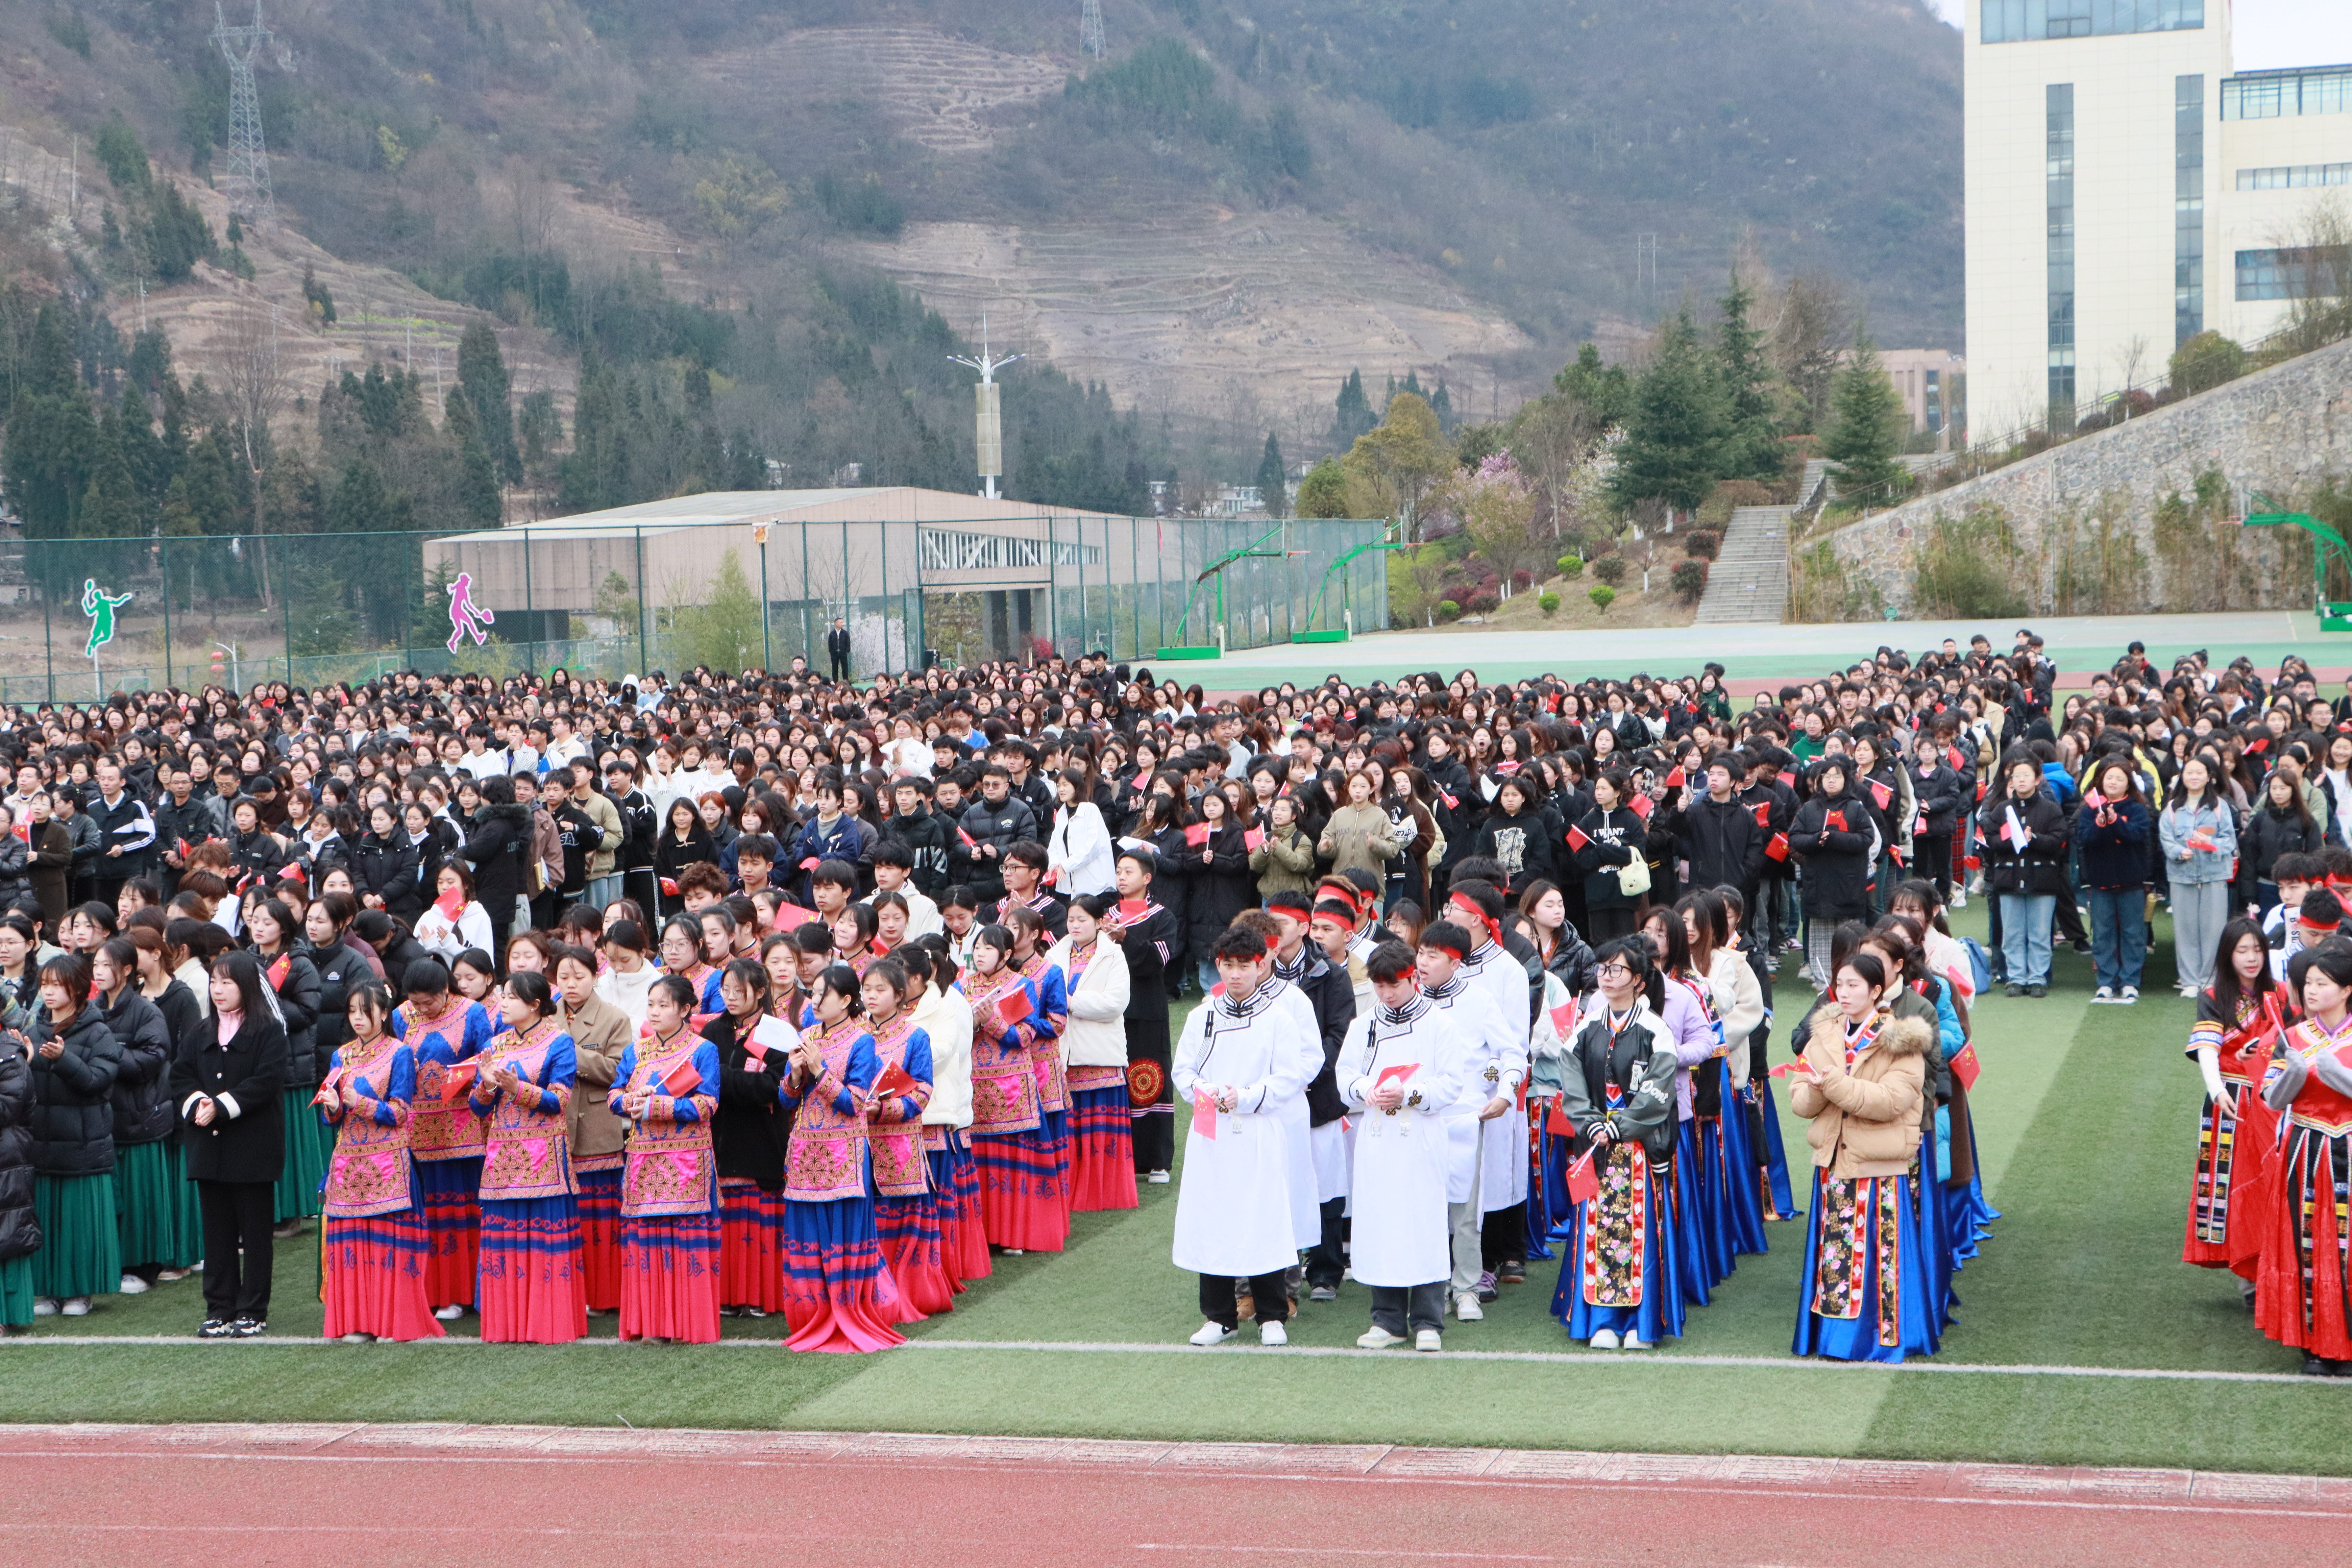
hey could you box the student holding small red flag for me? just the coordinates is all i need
[391,958,495,1321]
[1566,770,1654,943]
[317,981,442,1343]
[1789,758,1880,990]
[465,971,585,1344]
[961,925,1064,1253]
[1550,937,1683,1350]
[608,974,722,1344]
[1336,942,1463,1351]
[706,958,790,1320]
[860,957,955,1320]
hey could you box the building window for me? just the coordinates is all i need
[2176,75,2203,343]
[2048,84,2077,415]
[2237,164,2352,190]
[1924,369,1942,434]
[2221,67,2352,120]
[1981,0,2202,44]
[2236,247,2352,301]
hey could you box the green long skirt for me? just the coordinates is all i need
[33,1171,122,1301]
[114,1140,178,1271]
[164,1140,203,1270]
[274,1089,328,1224]
[0,1253,31,1327]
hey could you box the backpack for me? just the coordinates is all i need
[1960,936,1992,997]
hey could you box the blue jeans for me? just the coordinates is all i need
[2084,886,2145,991]
[1999,892,2056,986]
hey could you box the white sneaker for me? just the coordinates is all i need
[31,1298,56,1317]
[1414,1328,1442,1352]
[434,1304,465,1321]
[1356,1326,1406,1349]
[1622,1332,1651,1349]
[1453,1291,1484,1321]
[1951,891,1967,909]
[1588,1327,1620,1349]
[1188,1321,1236,1347]
[2120,986,2139,1004]
[2091,986,2113,1004]
[60,1297,91,1318]
[1259,1319,1288,1347]
[1146,1171,1170,1184]
[118,1274,150,1295]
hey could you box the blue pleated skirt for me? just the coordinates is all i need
[1791,1167,1941,1363]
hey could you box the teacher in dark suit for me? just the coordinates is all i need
[826,618,852,683]
[168,951,287,1339]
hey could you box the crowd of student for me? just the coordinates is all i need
[0,629,2342,1366]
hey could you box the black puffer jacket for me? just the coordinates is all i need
[100,986,175,1146]
[259,950,323,1088]
[0,1045,37,1261]
[28,1006,124,1175]
[307,939,374,1083]
[349,831,422,922]
[466,803,533,913]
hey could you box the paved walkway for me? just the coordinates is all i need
[1197,610,2341,686]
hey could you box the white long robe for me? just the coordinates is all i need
[1425,980,1505,1205]
[1170,978,1317,1276]
[1461,942,1534,1208]
[1336,997,1467,1286]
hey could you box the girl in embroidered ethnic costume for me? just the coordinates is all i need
[1657,920,1740,1296]
[391,967,495,1319]
[319,983,443,1343]
[778,964,906,1351]
[608,975,723,1344]
[658,917,723,1020]
[861,960,956,1319]
[2254,945,2352,1373]
[1008,907,1074,1221]
[1551,939,1684,1350]
[1788,954,1940,1364]
[1056,897,1139,1214]
[963,926,1064,1254]
[2185,920,2288,1289]
[712,960,791,1321]
[468,974,586,1344]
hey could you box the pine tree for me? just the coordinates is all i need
[1429,380,1454,431]
[444,393,504,529]
[1607,312,1726,516]
[1553,343,1632,429]
[1822,331,1908,503]
[458,321,522,483]
[1716,271,1782,483]
[1330,370,1374,445]
[116,384,171,506]
[1255,433,1288,517]
[76,411,145,584]
[3,305,101,595]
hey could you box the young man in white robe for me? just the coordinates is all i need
[1445,880,1535,1298]
[1416,920,1514,1323]
[1337,941,1467,1351]
[1170,925,1320,1346]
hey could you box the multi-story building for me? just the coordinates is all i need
[1965,1,2350,437]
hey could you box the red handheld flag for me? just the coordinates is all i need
[1627,791,1654,821]
[1779,769,1799,789]
[656,1055,703,1098]
[1191,1089,1219,1140]
[996,987,1034,1029]
[1116,897,1149,924]
[1375,1062,1418,1090]
[658,876,680,897]
[1184,822,1212,848]
[1868,779,1893,810]
[956,826,977,849]
[1244,826,1267,851]
[440,1059,479,1103]
[1751,801,1770,826]
[1765,831,1790,862]
[1947,744,1967,771]
[872,1060,919,1101]
[1565,823,1592,852]
[1545,1100,1575,1137]
[1824,809,1847,833]
[1549,998,1577,1041]
[798,856,822,872]
[435,885,465,922]
[1663,765,1686,789]
[1564,1148,1600,1206]
[1949,1040,1981,1092]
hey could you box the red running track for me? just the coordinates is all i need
[0,1424,2341,1567]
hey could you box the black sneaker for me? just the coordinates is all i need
[2026,983,2047,997]
[197,1318,234,1340]
[230,1317,267,1338]
[2004,983,2024,998]
[2303,1354,2338,1377]
[1499,1260,1526,1285]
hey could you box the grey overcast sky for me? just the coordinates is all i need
[1926,0,2352,69]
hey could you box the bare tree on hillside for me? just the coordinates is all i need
[218,301,292,607]
[1771,272,1850,435]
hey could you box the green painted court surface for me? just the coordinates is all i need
[7,901,2350,1472]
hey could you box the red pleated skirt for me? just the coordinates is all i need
[476,1195,588,1344]
[1067,1083,1139,1213]
[618,1211,723,1344]
[321,1210,445,1342]
[576,1165,624,1311]
[781,1196,907,1352]
[719,1178,787,1312]
[416,1155,482,1310]
[972,1128,1068,1253]
[875,1190,957,1318]
[2254,1126,2352,1360]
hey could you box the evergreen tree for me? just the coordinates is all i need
[1822,331,1908,503]
[1607,312,1725,516]
[1255,433,1288,517]
[444,392,504,529]
[1330,369,1374,445]
[75,410,145,584]
[116,384,171,506]
[1429,380,1455,432]
[3,305,101,595]
[1553,343,1632,429]
[458,321,521,483]
[1716,271,1782,483]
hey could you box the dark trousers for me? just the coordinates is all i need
[1586,905,1638,942]
[1370,1281,1447,1336]
[1304,1194,1348,1289]
[829,653,851,682]
[1480,1202,1526,1271]
[1200,1270,1290,1328]
[197,1179,275,1322]
[486,903,514,973]
[621,869,659,922]
[2054,882,2088,947]
[1912,833,1953,900]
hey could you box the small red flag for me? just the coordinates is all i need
[1244,826,1266,851]
[1950,1040,1981,1091]
[1116,897,1149,924]
[657,1055,703,1098]
[956,826,977,849]
[1185,822,1212,848]
[1565,823,1592,852]
[1824,809,1847,833]
[996,987,1034,1028]
[658,876,680,897]
[1765,832,1790,862]
[872,1060,919,1101]
[1375,1062,1418,1090]
[1663,765,1686,789]
[1565,1148,1600,1205]
[1627,792,1654,821]
[1751,801,1770,826]
[1868,779,1893,810]
[1947,744,1967,771]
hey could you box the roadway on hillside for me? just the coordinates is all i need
[1191,610,2338,686]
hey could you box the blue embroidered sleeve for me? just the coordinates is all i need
[609,1042,640,1119]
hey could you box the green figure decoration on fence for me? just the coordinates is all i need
[81,579,133,659]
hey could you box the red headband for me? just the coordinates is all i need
[1422,931,1471,960]
[1447,893,1500,944]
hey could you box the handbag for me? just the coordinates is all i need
[1616,854,1651,897]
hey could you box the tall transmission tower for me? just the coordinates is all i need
[211,1,276,225]
[949,314,1024,501]
[1080,0,1106,59]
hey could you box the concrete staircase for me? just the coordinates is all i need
[1694,505,1792,624]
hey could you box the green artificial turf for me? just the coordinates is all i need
[9,906,2352,1470]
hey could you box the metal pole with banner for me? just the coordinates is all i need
[754,520,772,673]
